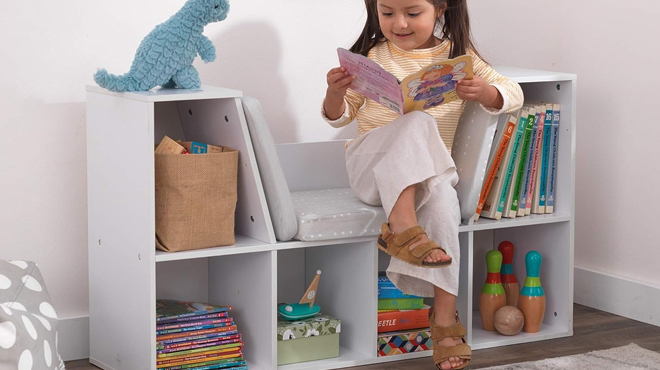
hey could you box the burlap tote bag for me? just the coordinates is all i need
[155,147,238,252]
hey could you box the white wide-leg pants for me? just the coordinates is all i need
[345,111,461,297]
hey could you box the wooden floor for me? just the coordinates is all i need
[66,304,660,369]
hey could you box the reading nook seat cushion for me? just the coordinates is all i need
[242,97,298,241]
[291,188,387,241]
[0,260,65,370]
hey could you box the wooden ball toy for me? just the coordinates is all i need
[494,306,524,336]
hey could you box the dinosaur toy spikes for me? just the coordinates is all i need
[94,0,229,93]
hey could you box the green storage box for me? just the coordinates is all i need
[277,313,341,365]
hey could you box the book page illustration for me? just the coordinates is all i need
[337,48,405,114]
[402,55,473,113]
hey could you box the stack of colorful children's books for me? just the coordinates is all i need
[474,102,562,221]
[156,299,248,370]
[377,273,432,356]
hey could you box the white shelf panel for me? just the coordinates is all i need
[471,313,571,350]
[461,213,570,232]
[86,84,242,102]
[273,236,376,251]
[495,67,577,84]
[155,234,270,262]
[277,346,371,370]
[155,235,380,262]
[276,346,434,370]
[246,362,271,370]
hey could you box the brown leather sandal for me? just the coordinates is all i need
[377,223,452,268]
[429,308,472,369]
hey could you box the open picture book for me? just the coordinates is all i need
[337,48,473,115]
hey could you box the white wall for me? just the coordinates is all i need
[1,0,659,326]
[468,0,660,286]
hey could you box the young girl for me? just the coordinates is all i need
[322,0,523,369]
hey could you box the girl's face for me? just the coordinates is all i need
[376,0,444,50]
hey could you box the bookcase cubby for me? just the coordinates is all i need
[86,67,575,370]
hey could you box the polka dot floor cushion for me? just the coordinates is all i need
[291,188,387,241]
[0,260,65,370]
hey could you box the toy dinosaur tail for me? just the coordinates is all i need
[94,69,142,92]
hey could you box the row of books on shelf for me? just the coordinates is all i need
[475,102,562,221]
[377,273,433,356]
[156,299,247,370]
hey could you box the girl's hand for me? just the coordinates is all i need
[326,67,355,99]
[324,67,356,120]
[456,75,503,110]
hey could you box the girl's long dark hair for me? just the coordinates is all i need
[349,0,483,60]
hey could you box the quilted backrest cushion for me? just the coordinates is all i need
[241,97,298,241]
[0,260,65,370]
[452,101,499,222]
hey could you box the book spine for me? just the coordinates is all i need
[527,110,545,215]
[480,115,517,220]
[546,104,561,213]
[157,322,233,336]
[538,104,553,212]
[158,335,242,353]
[163,360,247,370]
[377,307,430,333]
[497,112,526,216]
[157,326,238,341]
[509,110,535,216]
[518,110,540,216]
[156,307,230,324]
[158,342,242,359]
[378,288,420,299]
[377,298,425,310]
[157,351,242,367]
[475,118,516,217]
[157,318,233,331]
[157,331,239,346]
[158,312,229,326]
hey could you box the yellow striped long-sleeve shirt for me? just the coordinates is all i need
[323,39,524,152]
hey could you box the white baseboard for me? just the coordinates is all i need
[58,316,89,361]
[58,267,659,361]
[575,266,660,327]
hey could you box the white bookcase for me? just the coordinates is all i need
[86,67,575,370]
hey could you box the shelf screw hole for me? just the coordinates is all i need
[98,239,102,245]
[224,116,229,122]
[250,216,255,222]
[556,84,561,91]
[554,312,558,317]
[138,253,142,260]
[188,109,193,115]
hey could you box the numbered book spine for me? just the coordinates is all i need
[475,116,516,220]
[527,108,546,215]
[545,104,561,213]
[480,115,518,220]
[537,104,554,213]
[509,108,536,217]
[519,109,540,216]
[497,111,527,216]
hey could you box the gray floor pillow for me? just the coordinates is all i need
[0,260,65,370]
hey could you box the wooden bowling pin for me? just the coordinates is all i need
[498,241,519,307]
[518,251,546,333]
[480,250,506,331]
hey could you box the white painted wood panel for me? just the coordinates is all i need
[176,98,275,244]
[86,92,156,370]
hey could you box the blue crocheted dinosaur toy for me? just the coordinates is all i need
[94,0,229,92]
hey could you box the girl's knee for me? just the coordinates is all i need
[400,111,439,136]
